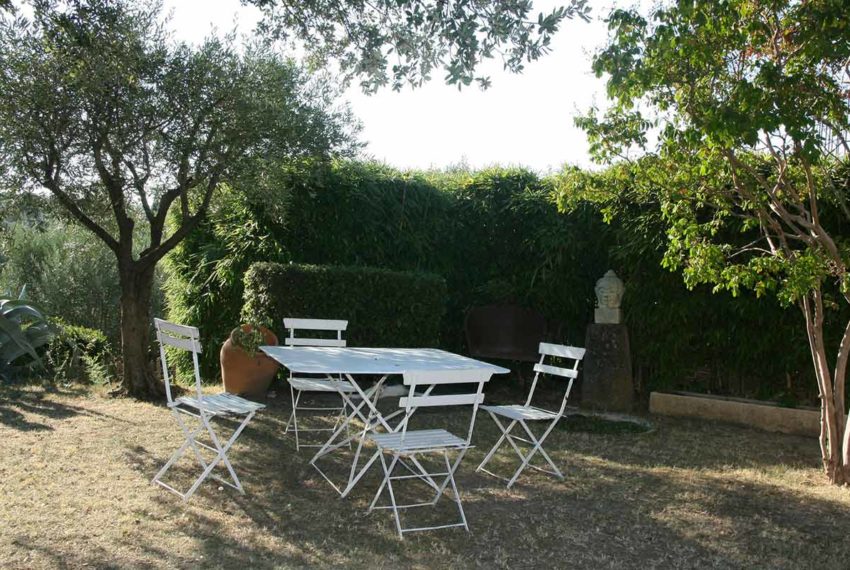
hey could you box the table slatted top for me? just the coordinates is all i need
[261,346,511,376]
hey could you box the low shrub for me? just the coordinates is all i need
[45,319,114,384]
[242,262,447,352]
[0,218,164,343]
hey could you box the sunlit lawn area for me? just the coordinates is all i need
[2,383,849,569]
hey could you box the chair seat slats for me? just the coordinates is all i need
[481,404,558,421]
[369,429,467,452]
[175,393,266,415]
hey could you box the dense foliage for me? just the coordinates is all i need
[166,159,821,405]
[579,0,850,482]
[558,164,816,404]
[0,220,126,340]
[249,0,591,92]
[243,262,446,352]
[164,161,607,380]
[0,0,356,397]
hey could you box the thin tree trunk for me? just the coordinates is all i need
[803,291,847,485]
[117,262,161,399]
[833,317,850,477]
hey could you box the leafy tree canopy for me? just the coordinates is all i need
[571,0,850,483]
[575,0,850,304]
[0,0,359,396]
[245,0,591,92]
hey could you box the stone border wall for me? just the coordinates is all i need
[649,391,819,437]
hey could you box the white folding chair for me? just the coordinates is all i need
[282,317,355,451]
[476,342,585,488]
[367,368,493,539]
[151,318,265,501]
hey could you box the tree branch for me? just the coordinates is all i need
[137,173,220,269]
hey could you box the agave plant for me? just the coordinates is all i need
[0,293,54,375]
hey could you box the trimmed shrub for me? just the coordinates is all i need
[242,262,447,351]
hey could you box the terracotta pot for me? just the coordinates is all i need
[220,324,279,398]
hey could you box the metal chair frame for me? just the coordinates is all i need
[282,318,353,451]
[476,342,585,488]
[367,369,492,538]
[151,318,264,501]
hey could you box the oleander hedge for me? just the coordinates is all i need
[242,262,447,348]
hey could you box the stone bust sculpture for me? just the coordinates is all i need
[594,270,624,324]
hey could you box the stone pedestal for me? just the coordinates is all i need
[594,306,622,324]
[581,324,634,412]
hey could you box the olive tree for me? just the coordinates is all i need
[246,0,591,92]
[578,0,850,483]
[0,0,356,397]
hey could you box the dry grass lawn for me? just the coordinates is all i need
[2,383,850,569]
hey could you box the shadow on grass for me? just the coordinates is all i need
[99,394,850,569]
[0,386,127,432]
[9,385,843,568]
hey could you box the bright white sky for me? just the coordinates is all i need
[164,0,615,173]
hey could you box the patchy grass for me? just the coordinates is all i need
[2,384,850,569]
[559,413,653,435]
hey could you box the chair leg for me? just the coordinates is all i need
[478,413,561,488]
[284,384,296,434]
[381,452,403,538]
[370,447,472,538]
[368,452,390,512]
[444,450,469,532]
[476,415,518,474]
[202,413,244,493]
[291,387,302,451]
[331,396,352,450]
[154,409,256,502]
[511,419,563,482]
[430,447,468,505]
[152,408,206,488]
[182,410,256,501]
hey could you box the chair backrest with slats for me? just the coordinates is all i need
[154,318,203,404]
[396,369,493,447]
[524,342,585,415]
[283,318,348,348]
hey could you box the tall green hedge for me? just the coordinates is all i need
[164,158,819,406]
[242,262,446,348]
[164,161,607,380]
[557,163,818,405]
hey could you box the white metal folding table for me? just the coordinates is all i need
[261,346,510,497]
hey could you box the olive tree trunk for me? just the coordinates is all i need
[117,261,161,399]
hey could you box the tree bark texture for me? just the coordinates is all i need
[117,263,160,399]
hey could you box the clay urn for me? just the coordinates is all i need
[220,324,279,398]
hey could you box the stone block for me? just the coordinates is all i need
[581,323,634,412]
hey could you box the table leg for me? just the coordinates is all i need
[310,374,392,496]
